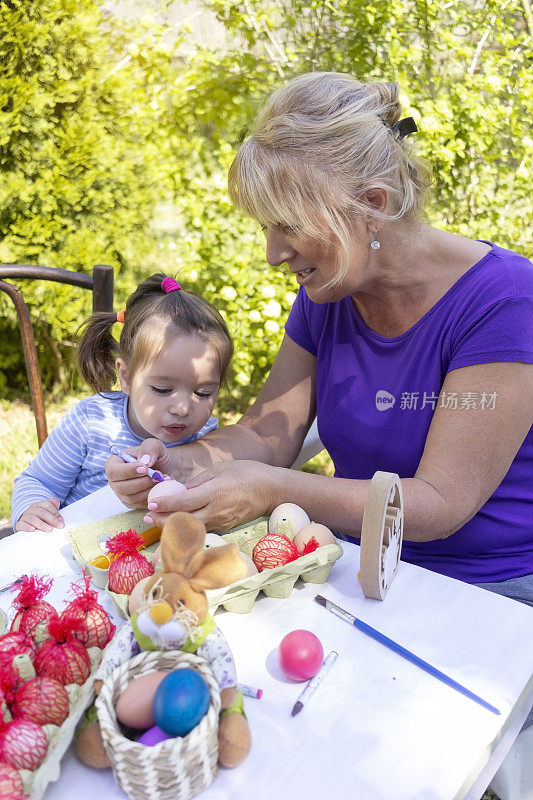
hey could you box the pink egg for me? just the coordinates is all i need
[293,523,336,554]
[115,670,170,729]
[128,575,154,614]
[147,479,187,505]
[278,630,324,681]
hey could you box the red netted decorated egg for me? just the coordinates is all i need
[106,530,155,594]
[34,615,91,686]
[0,631,37,662]
[252,534,300,572]
[63,574,115,649]
[10,575,58,639]
[0,717,48,770]
[12,675,70,726]
[0,762,24,796]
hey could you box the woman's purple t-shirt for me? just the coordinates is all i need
[285,243,533,583]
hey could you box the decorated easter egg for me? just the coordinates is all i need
[293,522,336,554]
[137,724,173,746]
[278,630,324,681]
[0,717,48,770]
[12,675,70,726]
[153,669,210,737]
[116,670,170,729]
[268,503,310,537]
[252,534,299,572]
[147,479,187,504]
[0,762,24,796]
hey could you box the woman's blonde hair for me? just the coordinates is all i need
[229,72,431,281]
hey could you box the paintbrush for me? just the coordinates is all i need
[314,594,500,715]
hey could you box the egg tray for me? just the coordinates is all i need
[13,644,109,800]
[68,509,159,590]
[68,513,343,617]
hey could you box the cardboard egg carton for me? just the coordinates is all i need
[68,512,343,617]
[205,517,343,613]
[14,645,108,800]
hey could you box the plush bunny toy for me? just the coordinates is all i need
[76,512,252,770]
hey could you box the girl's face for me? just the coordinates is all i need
[117,334,221,444]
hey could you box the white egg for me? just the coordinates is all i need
[147,479,187,504]
[294,522,336,554]
[204,533,225,549]
[268,503,310,537]
[239,552,258,578]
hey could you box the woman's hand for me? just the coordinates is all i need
[143,460,281,531]
[16,498,64,532]
[105,439,175,509]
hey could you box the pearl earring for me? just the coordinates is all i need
[370,230,381,250]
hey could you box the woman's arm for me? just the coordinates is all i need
[106,336,318,507]
[145,361,532,539]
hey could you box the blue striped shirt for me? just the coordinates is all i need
[10,392,218,526]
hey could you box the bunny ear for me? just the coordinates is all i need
[159,512,206,576]
[188,543,248,592]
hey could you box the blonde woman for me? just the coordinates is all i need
[107,72,533,604]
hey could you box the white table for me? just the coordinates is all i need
[1,486,532,800]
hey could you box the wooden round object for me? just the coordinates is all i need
[359,471,403,600]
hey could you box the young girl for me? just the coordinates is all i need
[11,273,233,532]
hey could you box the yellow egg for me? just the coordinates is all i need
[90,554,111,569]
[115,670,170,729]
[294,522,336,554]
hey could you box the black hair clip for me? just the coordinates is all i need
[392,117,418,141]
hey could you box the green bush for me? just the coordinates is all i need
[1,0,531,419]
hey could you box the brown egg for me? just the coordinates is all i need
[76,721,111,769]
[294,523,336,554]
[115,670,170,729]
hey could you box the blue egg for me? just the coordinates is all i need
[153,668,210,737]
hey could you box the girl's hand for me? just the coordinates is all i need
[105,439,176,509]
[16,498,64,532]
[143,460,281,532]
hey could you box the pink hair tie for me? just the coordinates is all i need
[161,276,181,293]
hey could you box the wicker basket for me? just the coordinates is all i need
[95,650,221,800]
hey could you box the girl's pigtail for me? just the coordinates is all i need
[76,312,119,393]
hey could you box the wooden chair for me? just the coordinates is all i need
[0,264,114,448]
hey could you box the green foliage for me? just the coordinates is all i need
[0,0,179,394]
[1,0,531,422]
[205,0,532,248]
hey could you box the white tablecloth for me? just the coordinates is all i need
[1,486,532,800]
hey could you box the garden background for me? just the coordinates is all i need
[0,0,531,528]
